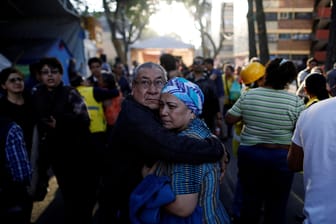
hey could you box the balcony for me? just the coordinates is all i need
[316,7,331,18]
[315,29,330,40]
[314,50,327,61]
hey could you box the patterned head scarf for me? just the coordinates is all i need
[161,77,204,115]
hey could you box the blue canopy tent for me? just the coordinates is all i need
[0,0,87,84]
[1,38,73,85]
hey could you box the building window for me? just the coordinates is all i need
[292,55,308,60]
[265,12,278,21]
[278,54,290,59]
[279,12,292,19]
[292,33,311,40]
[268,34,278,42]
[279,33,291,40]
[294,12,313,19]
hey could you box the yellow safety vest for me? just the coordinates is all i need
[77,86,106,133]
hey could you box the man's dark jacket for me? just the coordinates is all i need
[102,95,224,223]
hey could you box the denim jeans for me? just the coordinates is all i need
[237,145,294,224]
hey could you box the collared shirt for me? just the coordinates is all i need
[228,87,305,146]
[5,123,32,183]
[156,118,230,223]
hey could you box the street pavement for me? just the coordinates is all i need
[220,139,305,224]
[31,138,305,224]
[31,176,64,224]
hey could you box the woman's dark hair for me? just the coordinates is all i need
[305,73,329,100]
[264,58,297,89]
[38,57,63,74]
[0,66,24,85]
[88,57,102,67]
[102,72,117,89]
[159,53,177,72]
[70,75,84,87]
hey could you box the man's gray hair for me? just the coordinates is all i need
[133,62,167,81]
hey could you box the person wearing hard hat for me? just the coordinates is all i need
[225,58,305,224]
[230,61,266,223]
[240,62,266,91]
[232,62,266,155]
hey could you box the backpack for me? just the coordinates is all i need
[229,80,242,102]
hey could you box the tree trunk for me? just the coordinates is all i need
[199,18,208,57]
[103,0,125,64]
[255,0,270,64]
[325,0,336,71]
[247,0,257,60]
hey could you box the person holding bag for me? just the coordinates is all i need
[222,64,241,138]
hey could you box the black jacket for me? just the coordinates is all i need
[103,95,224,222]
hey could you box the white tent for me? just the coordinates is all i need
[130,36,195,66]
[0,53,12,71]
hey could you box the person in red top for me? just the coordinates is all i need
[100,72,123,131]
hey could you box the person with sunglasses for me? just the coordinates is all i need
[31,57,96,224]
[99,62,225,224]
[0,66,34,224]
[0,67,35,151]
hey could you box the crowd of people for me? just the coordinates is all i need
[0,53,335,224]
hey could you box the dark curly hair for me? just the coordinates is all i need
[38,57,63,75]
[264,58,297,90]
[305,73,329,100]
[0,67,24,85]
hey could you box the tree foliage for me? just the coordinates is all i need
[102,0,158,64]
[72,0,158,64]
[171,0,226,58]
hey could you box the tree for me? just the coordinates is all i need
[247,0,257,60]
[255,0,269,64]
[172,0,225,58]
[102,0,157,64]
[325,0,336,71]
[70,0,156,64]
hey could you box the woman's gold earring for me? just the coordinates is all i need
[191,113,196,120]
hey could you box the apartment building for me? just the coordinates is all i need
[233,0,332,66]
[313,0,332,64]
[213,1,234,65]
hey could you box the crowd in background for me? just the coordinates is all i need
[1,52,336,224]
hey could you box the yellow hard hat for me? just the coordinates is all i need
[240,62,265,84]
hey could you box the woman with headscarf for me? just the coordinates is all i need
[159,77,230,223]
[130,77,230,224]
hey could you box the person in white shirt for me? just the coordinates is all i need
[288,97,336,224]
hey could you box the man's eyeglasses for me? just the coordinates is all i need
[8,77,23,83]
[193,59,204,65]
[41,69,59,75]
[134,79,166,89]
